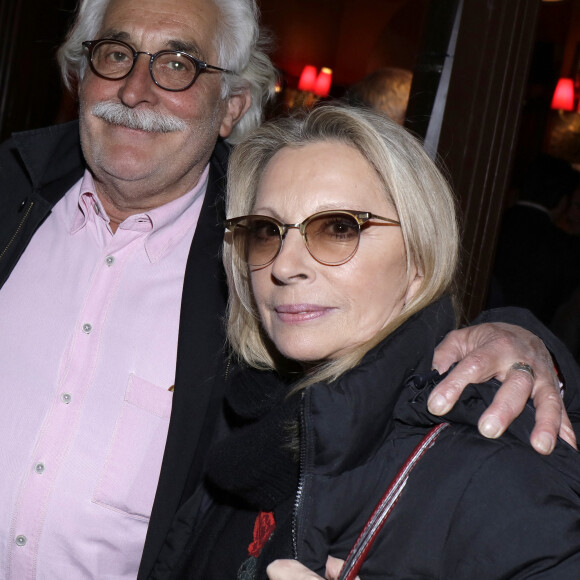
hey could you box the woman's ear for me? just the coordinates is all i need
[404,268,423,305]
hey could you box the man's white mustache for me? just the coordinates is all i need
[91,101,187,133]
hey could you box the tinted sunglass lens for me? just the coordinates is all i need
[235,218,281,266]
[305,213,360,264]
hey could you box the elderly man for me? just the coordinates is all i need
[0,0,576,578]
[0,0,273,577]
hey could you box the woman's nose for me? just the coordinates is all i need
[270,229,315,282]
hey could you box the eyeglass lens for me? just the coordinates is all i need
[232,212,361,266]
[90,41,198,90]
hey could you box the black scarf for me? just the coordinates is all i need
[205,365,301,510]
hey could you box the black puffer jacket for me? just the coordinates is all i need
[294,297,580,579]
[154,297,580,579]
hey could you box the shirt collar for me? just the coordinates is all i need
[69,172,108,233]
[67,166,210,262]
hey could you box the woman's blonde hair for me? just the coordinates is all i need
[224,104,459,386]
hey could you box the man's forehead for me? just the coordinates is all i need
[100,0,219,56]
[98,28,204,59]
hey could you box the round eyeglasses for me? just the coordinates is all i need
[224,210,401,267]
[82,39,233,92]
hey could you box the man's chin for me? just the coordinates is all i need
[93,158,159,184]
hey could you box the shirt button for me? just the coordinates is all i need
[35,463,45,474]
[61,393,72,404]
[105,255,115,267]
[82,323,93,334]
[15,535,27,547]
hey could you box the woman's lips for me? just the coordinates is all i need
[274,304,334,323]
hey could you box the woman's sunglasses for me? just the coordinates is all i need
[225,209,401,267]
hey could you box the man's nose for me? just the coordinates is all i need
[117,54,159,107]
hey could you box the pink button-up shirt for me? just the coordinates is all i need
[0,167,208,579]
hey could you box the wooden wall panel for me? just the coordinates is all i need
[407,0,540,322]
[440,0,540,321]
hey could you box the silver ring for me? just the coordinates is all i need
[510,361,535,381]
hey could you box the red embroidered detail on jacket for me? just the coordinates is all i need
[247,511,276,558]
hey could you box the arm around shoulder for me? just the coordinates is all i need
[473,306,580,412]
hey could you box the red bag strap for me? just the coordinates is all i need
[338,422,450,580]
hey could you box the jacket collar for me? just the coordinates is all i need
[12,121,85,205]
[305,297,457,475]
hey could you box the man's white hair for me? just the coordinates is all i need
[57,0,276,143]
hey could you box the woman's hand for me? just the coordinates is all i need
[267,557,354,580]
[429,322,576,454]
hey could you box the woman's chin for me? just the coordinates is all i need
[276,344,330,365]
[274,340,351,366]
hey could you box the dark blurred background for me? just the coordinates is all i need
[4,0,580,340]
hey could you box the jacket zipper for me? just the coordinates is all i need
[224,357,232,382]
[0,200,34,262]
[292,391,307,559]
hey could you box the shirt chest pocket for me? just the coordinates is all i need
[93,374,173,520]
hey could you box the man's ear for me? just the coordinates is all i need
[219,87,252,138]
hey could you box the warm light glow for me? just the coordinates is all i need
[314,67,333,97]
[298,65,317,92]
[551,78,575,111]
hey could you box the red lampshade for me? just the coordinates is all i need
[314,67,333,97]
[551,77,575,111]
[298,65,317,92]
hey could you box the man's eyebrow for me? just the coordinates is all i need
[166,41,204,60]
[99,29,130,42]
[97,30,204,60]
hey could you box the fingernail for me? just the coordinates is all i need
[428,394,450,415]
[479,416,502,439]
[535,433,555,455]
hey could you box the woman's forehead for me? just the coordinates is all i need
[253,142,395,220]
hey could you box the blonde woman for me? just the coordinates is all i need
[157,106,580,579]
